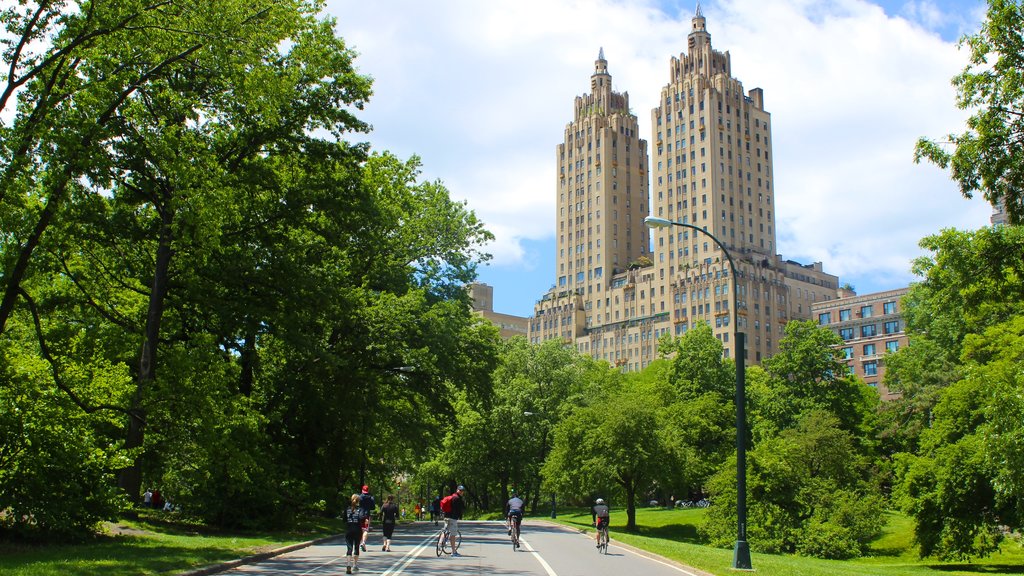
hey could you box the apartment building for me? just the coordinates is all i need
[468,282,529,340]
[811,287,909,400]
[529,6,839,370]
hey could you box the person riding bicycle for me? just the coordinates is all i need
[505,491,525,536]
[592,497,610,548]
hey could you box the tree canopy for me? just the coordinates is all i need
[914,0,1024,224]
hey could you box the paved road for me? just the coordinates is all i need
[218,520,710,576]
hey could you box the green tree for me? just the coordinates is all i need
[703,410,884,559]
[752,321,878,443]
[543,386,672,531]
[914,0,1024,224]
[893,317,1024,560]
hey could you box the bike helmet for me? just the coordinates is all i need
[595,498,605,504]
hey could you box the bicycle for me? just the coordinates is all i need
[435,522,463,556]
[508,515,521,550]
[595,522,609,554]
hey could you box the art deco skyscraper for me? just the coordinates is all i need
[532,49,650,345]
[531,7,838,369]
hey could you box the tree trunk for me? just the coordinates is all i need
[625,479,637,532]
[117,208,173,500]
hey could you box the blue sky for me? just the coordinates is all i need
[329,0,992,317]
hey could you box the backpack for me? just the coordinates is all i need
[440,494,455,514]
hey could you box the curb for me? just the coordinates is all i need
[178,534,339,576]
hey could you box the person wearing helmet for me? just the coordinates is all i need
[592,497,610,547]
[505,490,525,538]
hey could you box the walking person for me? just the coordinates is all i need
[343,494,364,574]
[358,485,376,552]
[430,496,440,526]
[380,494,399,551]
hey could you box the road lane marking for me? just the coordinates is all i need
[519,536,559,576]
[379,532,440,576]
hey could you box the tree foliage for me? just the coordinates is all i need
[914,0,1024,224]
[890,225,1024,559]
[0,0,496,537]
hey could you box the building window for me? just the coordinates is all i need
[885,340,899,353]
[883,301,896,315]
[839,308,851,321]
[863,361,878,376]
[863,343,876,356]
[818,312,831,325]
[839,328,854,340]
[860,305,873,318]
[861,324,877,337]
[842,347,853,359]
[884,320,899,334]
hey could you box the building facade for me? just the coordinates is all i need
[468,282,529,340]
[811,287,909,400]
[529,7,839,370]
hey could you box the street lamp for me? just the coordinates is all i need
[644,216,751,570]
[360,365,415,488]
[523,410,556,518]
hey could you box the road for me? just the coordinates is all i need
[217,520,711,576]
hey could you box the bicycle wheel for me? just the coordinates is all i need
[436,531,447,556]
[455,529,463,549]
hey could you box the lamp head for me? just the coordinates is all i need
[644,216,673,228]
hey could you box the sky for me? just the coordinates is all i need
[327,0,993,318]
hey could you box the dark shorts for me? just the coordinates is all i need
[507,509,523,523]
[596,517,609,529]
[383,522,396,538]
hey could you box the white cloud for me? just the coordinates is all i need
[327,0,990,311]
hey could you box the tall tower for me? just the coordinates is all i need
[556,49,648,296]
[530,9,839,370]
[532,50,649,347]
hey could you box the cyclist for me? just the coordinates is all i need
[505,491,525,537]
[592,497,610,548]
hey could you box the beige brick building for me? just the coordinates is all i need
[811,287,909,400]
[468,282,529,340]
[529,7,839,370]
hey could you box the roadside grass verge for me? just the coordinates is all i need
[0,512,346,576]
[547,506,1024,576]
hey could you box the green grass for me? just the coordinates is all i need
[3,507,1022,575]
[0,512,347,576]
[547,506,1024,576]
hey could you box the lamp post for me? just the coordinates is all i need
[644,216,751,570]
[523,410,556,518]
[360,365,415,489]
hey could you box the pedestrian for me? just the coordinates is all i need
[414,502,421,520]
[143,488,153,508]
[380,494,398,551]
[359,485,376,552]
[344,493,363,574]
[430,495,440,526]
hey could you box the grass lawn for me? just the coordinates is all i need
[549,506,1024,576]
[0,512,347,576]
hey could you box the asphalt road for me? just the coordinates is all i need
[217,520,711,576]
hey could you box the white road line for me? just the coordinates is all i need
[519,536,559,576]
[379,532,439,576]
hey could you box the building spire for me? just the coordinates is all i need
[696,0,703,18]
[599,46,605,61]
